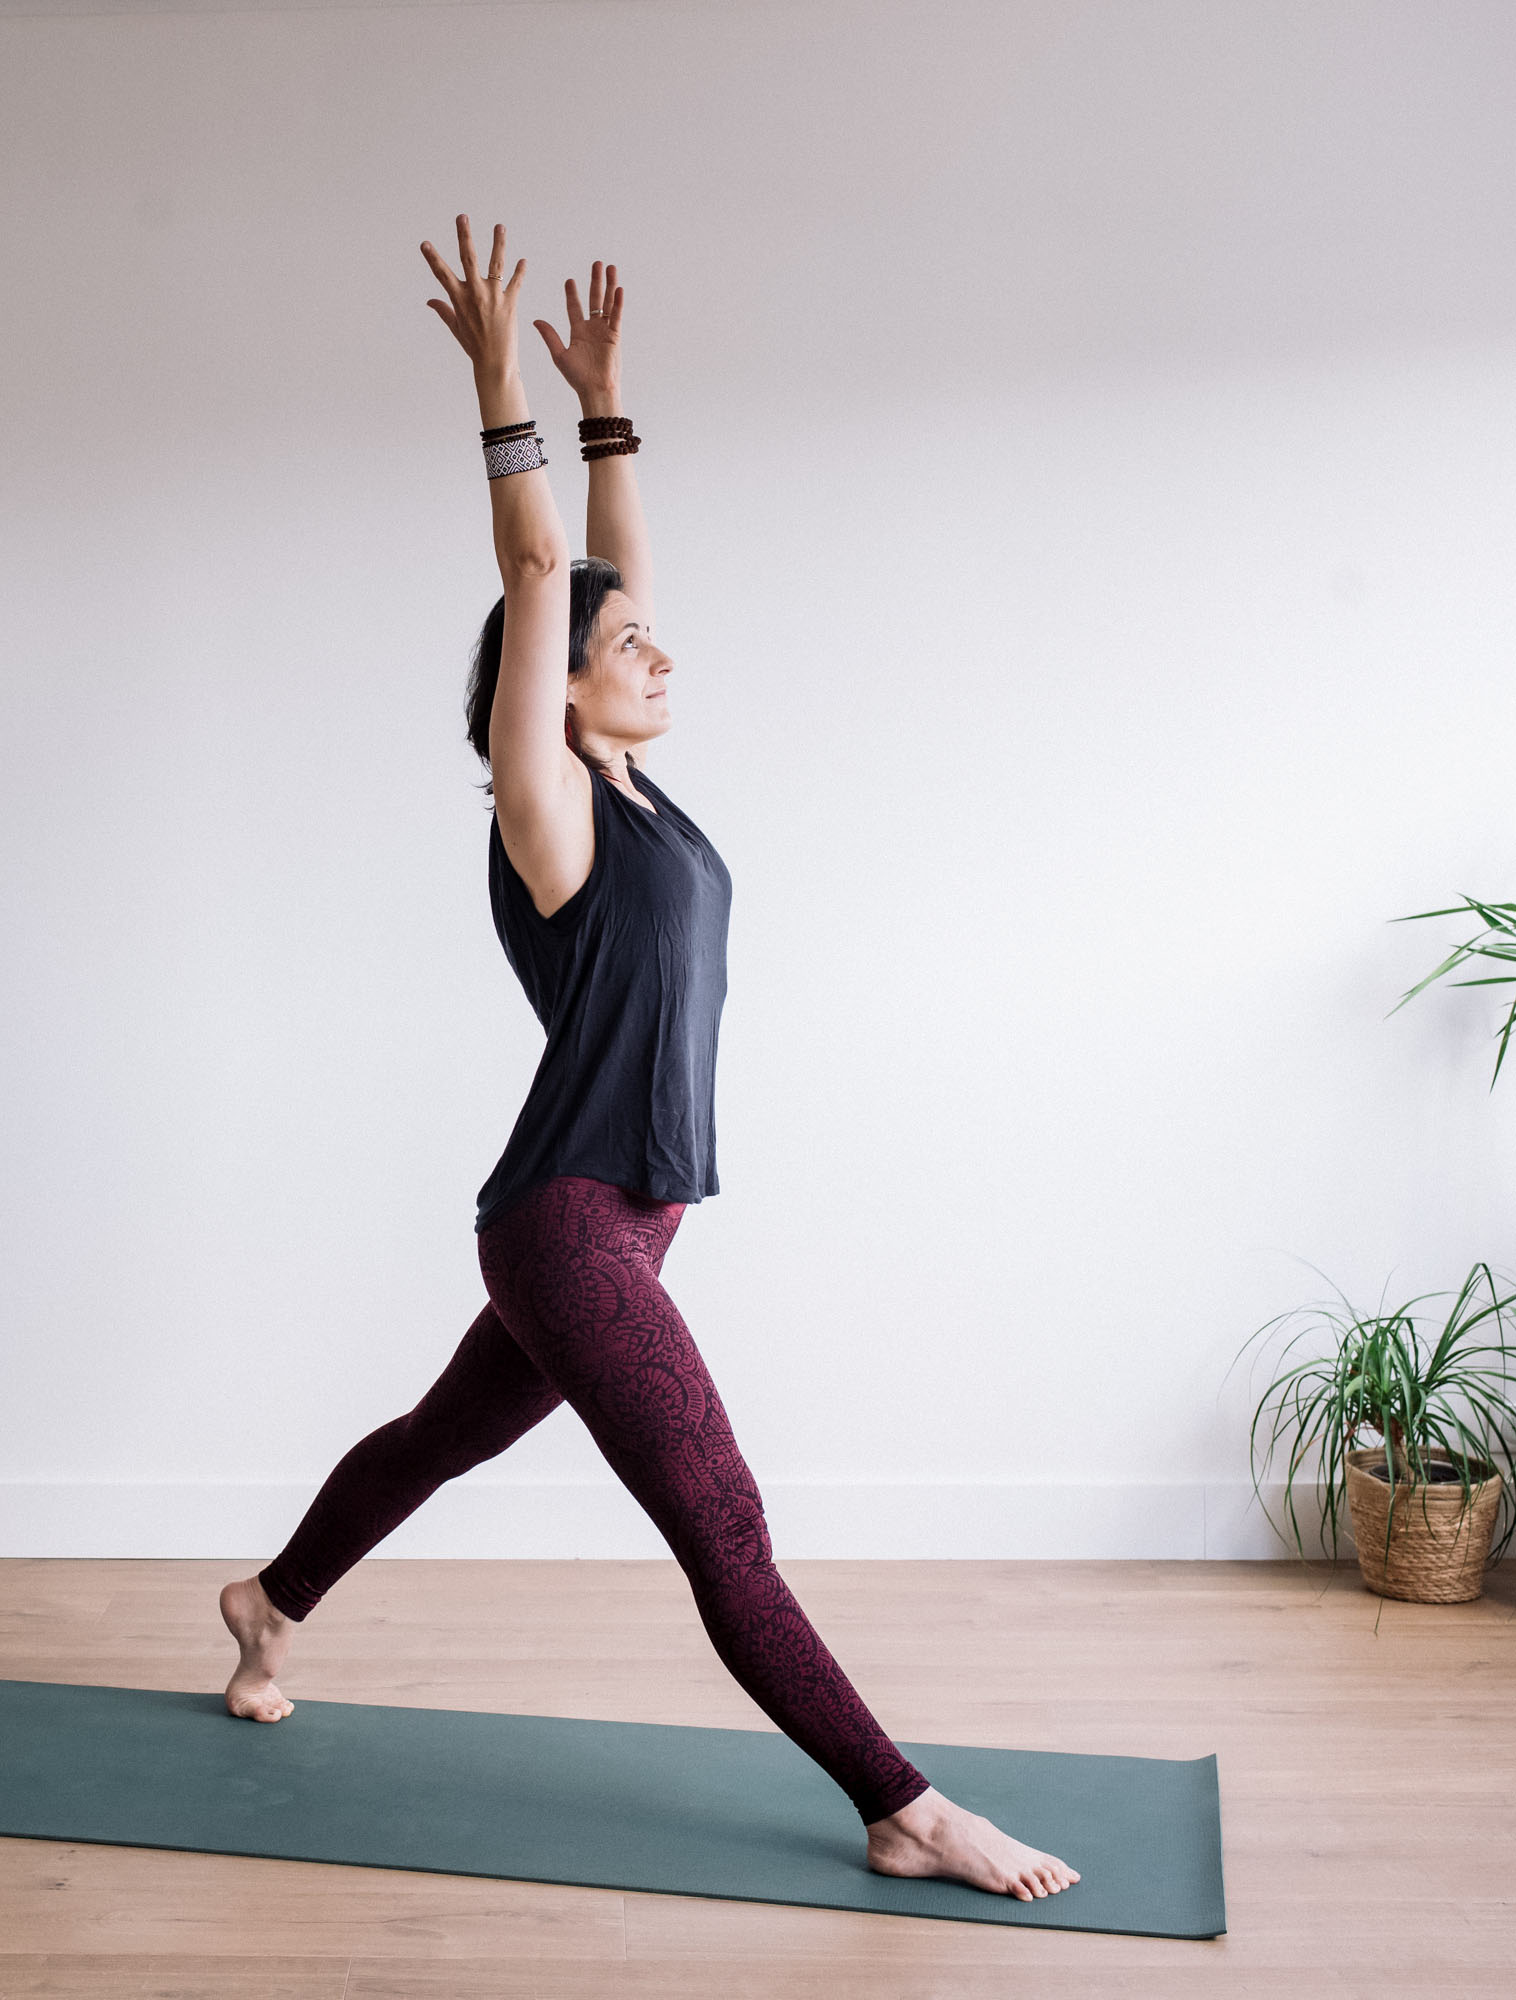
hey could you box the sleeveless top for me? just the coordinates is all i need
[474,759,734,1233]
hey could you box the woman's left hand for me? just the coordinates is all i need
[532,260,623,403]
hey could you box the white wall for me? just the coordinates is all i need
[3,0,1514,1561]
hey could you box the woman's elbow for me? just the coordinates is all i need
[499,545,568,579]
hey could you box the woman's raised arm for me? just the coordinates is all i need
[421,214,572,812]
[421,215,570,577]
[534,261,655,631]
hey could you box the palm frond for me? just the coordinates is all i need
[1388,894,1516,1087]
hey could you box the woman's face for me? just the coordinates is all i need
[571,589,674,751]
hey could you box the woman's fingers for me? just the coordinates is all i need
[533,317,568,364]
[419,239,462,300]
[567,264,622,328]
[456,212,480,282]
[427,298,460,336]
[422,220,509,296]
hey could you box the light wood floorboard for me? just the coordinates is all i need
[1,1555,1512,1998]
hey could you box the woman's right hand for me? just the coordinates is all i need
[420,214,524,380]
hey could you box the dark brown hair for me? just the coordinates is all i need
[464,556,632,802]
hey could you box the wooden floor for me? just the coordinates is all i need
[1,1554,1512,1997]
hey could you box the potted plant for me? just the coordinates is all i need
[1227,1262,1516,1605]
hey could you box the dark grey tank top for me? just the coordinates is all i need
[474,758,733,1233]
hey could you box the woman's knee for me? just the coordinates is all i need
[670,1485,775,1584]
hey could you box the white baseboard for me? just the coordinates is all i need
[0,1478,1361,1561]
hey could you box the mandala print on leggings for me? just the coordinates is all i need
[260,1174,930,1825]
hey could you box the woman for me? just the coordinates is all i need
[218,214,1078,1903]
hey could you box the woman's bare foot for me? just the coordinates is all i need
[220,1575,296,1722]
[866,1785,1080,1900]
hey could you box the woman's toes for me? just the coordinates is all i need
[228,1687,290,1722]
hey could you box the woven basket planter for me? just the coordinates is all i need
[1345,1446,1504,1602]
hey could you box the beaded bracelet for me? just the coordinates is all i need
[578,415,642,462]
[477,414,638,474]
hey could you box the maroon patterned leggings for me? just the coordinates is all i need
[258,1174,931,1826]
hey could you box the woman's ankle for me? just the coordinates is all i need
[250,1573,293,1624]
[867,1784,941,1834]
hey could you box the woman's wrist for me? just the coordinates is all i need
[475,368,530,431]
[579,387,625,420]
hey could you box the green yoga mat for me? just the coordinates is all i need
[0,1679,1225,1938]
